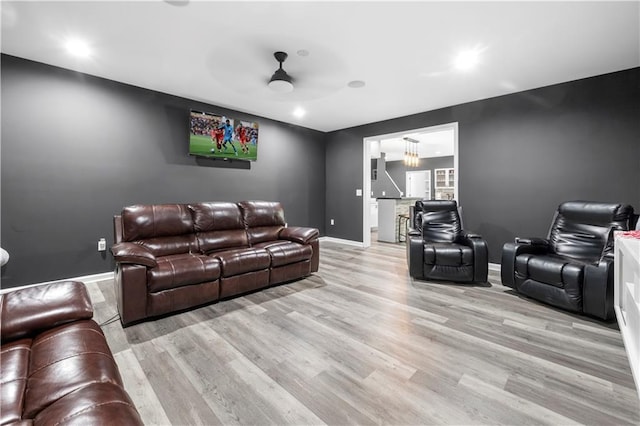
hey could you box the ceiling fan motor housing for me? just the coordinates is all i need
[269,51,294,92]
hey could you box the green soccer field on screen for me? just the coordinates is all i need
[189,110,259,161]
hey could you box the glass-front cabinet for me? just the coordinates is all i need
[434,168,455,200]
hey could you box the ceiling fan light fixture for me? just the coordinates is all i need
[268,51,294,93]
[268,79,294,93]
[268,70,293,93]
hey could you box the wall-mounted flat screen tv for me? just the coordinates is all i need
[189,110,259,161]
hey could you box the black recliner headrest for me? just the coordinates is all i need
[557,201,635,229]
[415,200,457,212]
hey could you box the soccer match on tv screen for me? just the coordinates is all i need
[189,110,259,161]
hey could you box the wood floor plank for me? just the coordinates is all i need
[114,349,172,426]
[93,238,640,425]
[134,342,223,425]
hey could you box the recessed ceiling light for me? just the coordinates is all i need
[65,39,91,58]
[347,80,365,88]
[454,47,483,71]
[297,49,309,57]
[293,107,306,118]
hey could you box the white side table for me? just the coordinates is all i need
[614,233,640,400]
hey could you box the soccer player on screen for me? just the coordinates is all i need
[237,124,249,154]
[220,119,238,155]
[210,127,217,153]
[214,126,223,150]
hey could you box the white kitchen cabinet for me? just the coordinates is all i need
[614,234,640,400]
[434,168,455,200]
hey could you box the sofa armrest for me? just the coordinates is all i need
[406,234,424,278]
[514,237,550,247]
[460,232,488,283]
[1,281,93,342]
[279,226,319,244]
[111,242,157,268]
[501,240,551,288]
[407,228,421,237]
[583,257,615,320]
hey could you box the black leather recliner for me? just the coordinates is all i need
[501,201,637,320]
[407,200,488,283]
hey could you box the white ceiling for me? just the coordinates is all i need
[2,1,638,132]
[372,128,455,162]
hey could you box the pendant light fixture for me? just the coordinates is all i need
[403,137,420,167]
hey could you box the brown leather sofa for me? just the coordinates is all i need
[0,281,143,426]
[111,200,320,326]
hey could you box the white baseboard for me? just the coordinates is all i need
[0,271,114,294]
[489,262,501,272]
[319,236,365,248]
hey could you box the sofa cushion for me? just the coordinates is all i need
[1,339,31,425]
[515,253,585,290]
[190,202,245,232]
[424,243,473,266]
[252,240,290,250]
[1,281,93,342]
[120,204,198,256]
[23,320,124,419]
[137,235,199,258]
[189,202,249,253]
[212,248,271,277]
[265,242,313,267]
[122,204,194,241]
[549,201,634,263]
[147,253,221,293]
[420,203,462,244]
[33,382,142,426]
[238,201,286,245]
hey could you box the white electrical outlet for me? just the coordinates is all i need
[330,219,335,225]
[98,238,106,252]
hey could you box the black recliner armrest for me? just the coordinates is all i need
[407,228,421,237]
[583,256,615,320]
[459,232,489,283]
[515,237,550,247]
[406,234,424,278]
[501,239,552,288]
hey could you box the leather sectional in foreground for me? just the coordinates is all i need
[111,200,319,326]
[0,281,143,425]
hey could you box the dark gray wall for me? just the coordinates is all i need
[386,156,454,198]
[1,55,326,288]
[326,68,640,262]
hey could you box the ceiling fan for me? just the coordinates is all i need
[268,51,294,93]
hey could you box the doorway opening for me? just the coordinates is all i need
[362,122,458,248]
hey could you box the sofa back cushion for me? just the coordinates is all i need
[120,204,197,256]
[549,201,634,262]
[1,282,93,342]
[238,201,286,245]
[417,200,462,244]
[189,202,249,253]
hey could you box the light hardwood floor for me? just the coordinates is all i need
[90,239,640,425]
